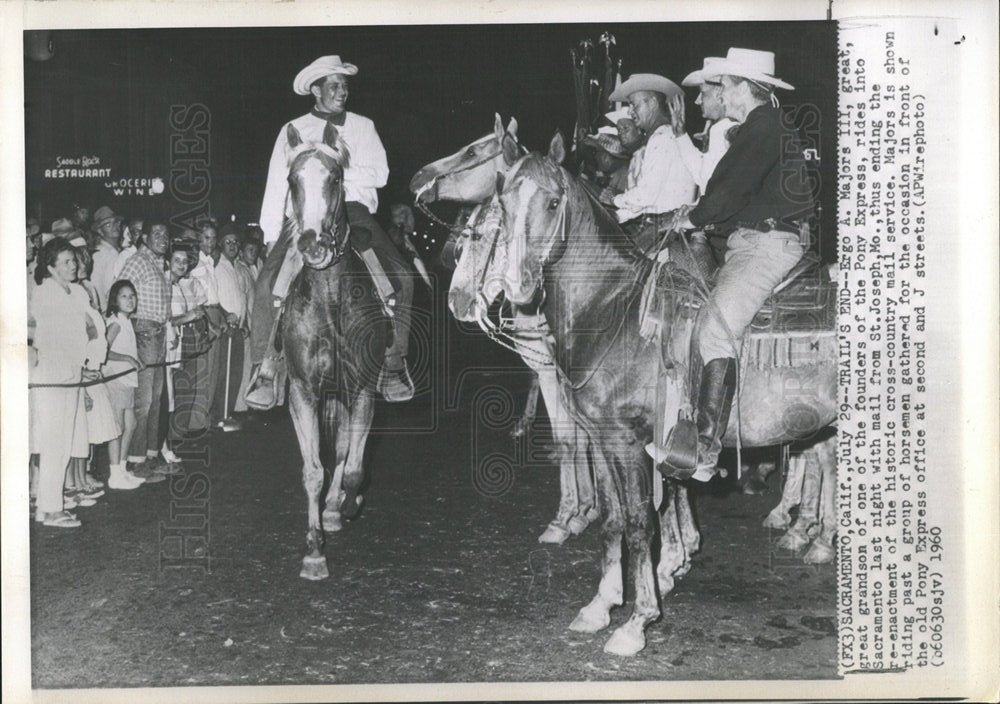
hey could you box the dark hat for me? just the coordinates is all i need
[92,206,122,230]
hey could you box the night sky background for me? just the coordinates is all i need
[24,21,837,258]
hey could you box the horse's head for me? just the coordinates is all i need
[285,122,350,269]
[447,194,508,322]
[410,113,520,204]
[498,132,573,306]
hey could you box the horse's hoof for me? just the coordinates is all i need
[567,513,592,536]
[776,530,809,553]
[603,625,646,656]
[340,491,363,519]
[322,511,342,532]
[763,508,790,530]
[299,555,329,580]
[803,540,834,564]
[538,522,570,544]
[569,605,611,633]
[674,559,692,578]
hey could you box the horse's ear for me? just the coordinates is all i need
[287,123,303,149]
[547,131,566,165]
[506,116,518,138]
[494,113,504,143]
[322,122,339,150]
[501,131,520,166]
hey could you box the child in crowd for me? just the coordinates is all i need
[103,280,149,489]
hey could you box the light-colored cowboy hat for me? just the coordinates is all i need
[604,107,634,125]
[51,218,77,235]
[682,57,725,87]
[609,73,682,102]
[92,205,122,230]
[582,132,628,159]
[293,55,359,96]
[701,48,794,90]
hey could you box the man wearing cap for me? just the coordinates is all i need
[666,48,813,483]
[90,205,125,310]
[246,55,414,410]
[608,74,696,226]
[212,223,252,430]
[674,57,740,197]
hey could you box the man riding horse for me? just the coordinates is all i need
[246,55,414,410]
[663,48,813,482]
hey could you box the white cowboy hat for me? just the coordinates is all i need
[608,73,683,102]
[604,107,634,125]
[701,48,794,90]
[682,57,725,87]
[293,55,359,96]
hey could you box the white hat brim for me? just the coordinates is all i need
[604,107,633,124]
[702,60,794,90]
[609,73,683,102]
[293,58,359,96]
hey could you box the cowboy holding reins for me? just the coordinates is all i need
[664,48,814,482]
[245,55,414,410]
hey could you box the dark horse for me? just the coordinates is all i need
[281,122,389,580]
[491,134,836,655]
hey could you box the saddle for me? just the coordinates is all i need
[639,231,835,339]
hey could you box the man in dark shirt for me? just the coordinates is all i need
[670,48,813,482]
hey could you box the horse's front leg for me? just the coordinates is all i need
[569,447,622,633]
[803,433,837,564]
[536,368,578,544]
[674,481,700,575]
[339,390,375,519]
[604,449,658,657]
[321,399,350,532]
[289,382,329,580]
[657,479,685,596]
[511,370,540,438]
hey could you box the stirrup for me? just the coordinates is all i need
[377,358,414,403]
[647,418,699,480]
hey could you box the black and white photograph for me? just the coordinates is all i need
[2,1,997,702]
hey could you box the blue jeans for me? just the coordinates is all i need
[130,320,166,457]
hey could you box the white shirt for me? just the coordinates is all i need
[613,125,697,223]
[259,111,389,244]
[215,256,253,324]
[676,117,739,194]
[188,250,221,305]
[90,238,120,311]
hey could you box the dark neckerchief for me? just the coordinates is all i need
[310,108,346,126]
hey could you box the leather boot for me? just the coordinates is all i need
[690,357,737,482]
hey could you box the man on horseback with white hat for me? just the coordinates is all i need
[607,73,696,229]
[675,57,740,198]
[666,48,813,482]
[246,55,414,409]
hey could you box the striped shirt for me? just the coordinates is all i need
[117,247,170,324]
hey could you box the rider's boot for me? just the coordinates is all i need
[689,357,737,482]
[245,299,285,412]
[357,247,414,402]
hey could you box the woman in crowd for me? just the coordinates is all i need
[103,279,148,489]
[29,237,96,527]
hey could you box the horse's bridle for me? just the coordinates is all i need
[412,142,510,232]
[288,145,351,268]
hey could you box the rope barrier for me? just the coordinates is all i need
[28,329,222,389]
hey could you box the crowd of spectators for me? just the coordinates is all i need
[26,205,264,528]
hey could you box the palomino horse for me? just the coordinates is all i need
[486,134,837,656]
[410,114,600,544]
[281,122,390,581]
